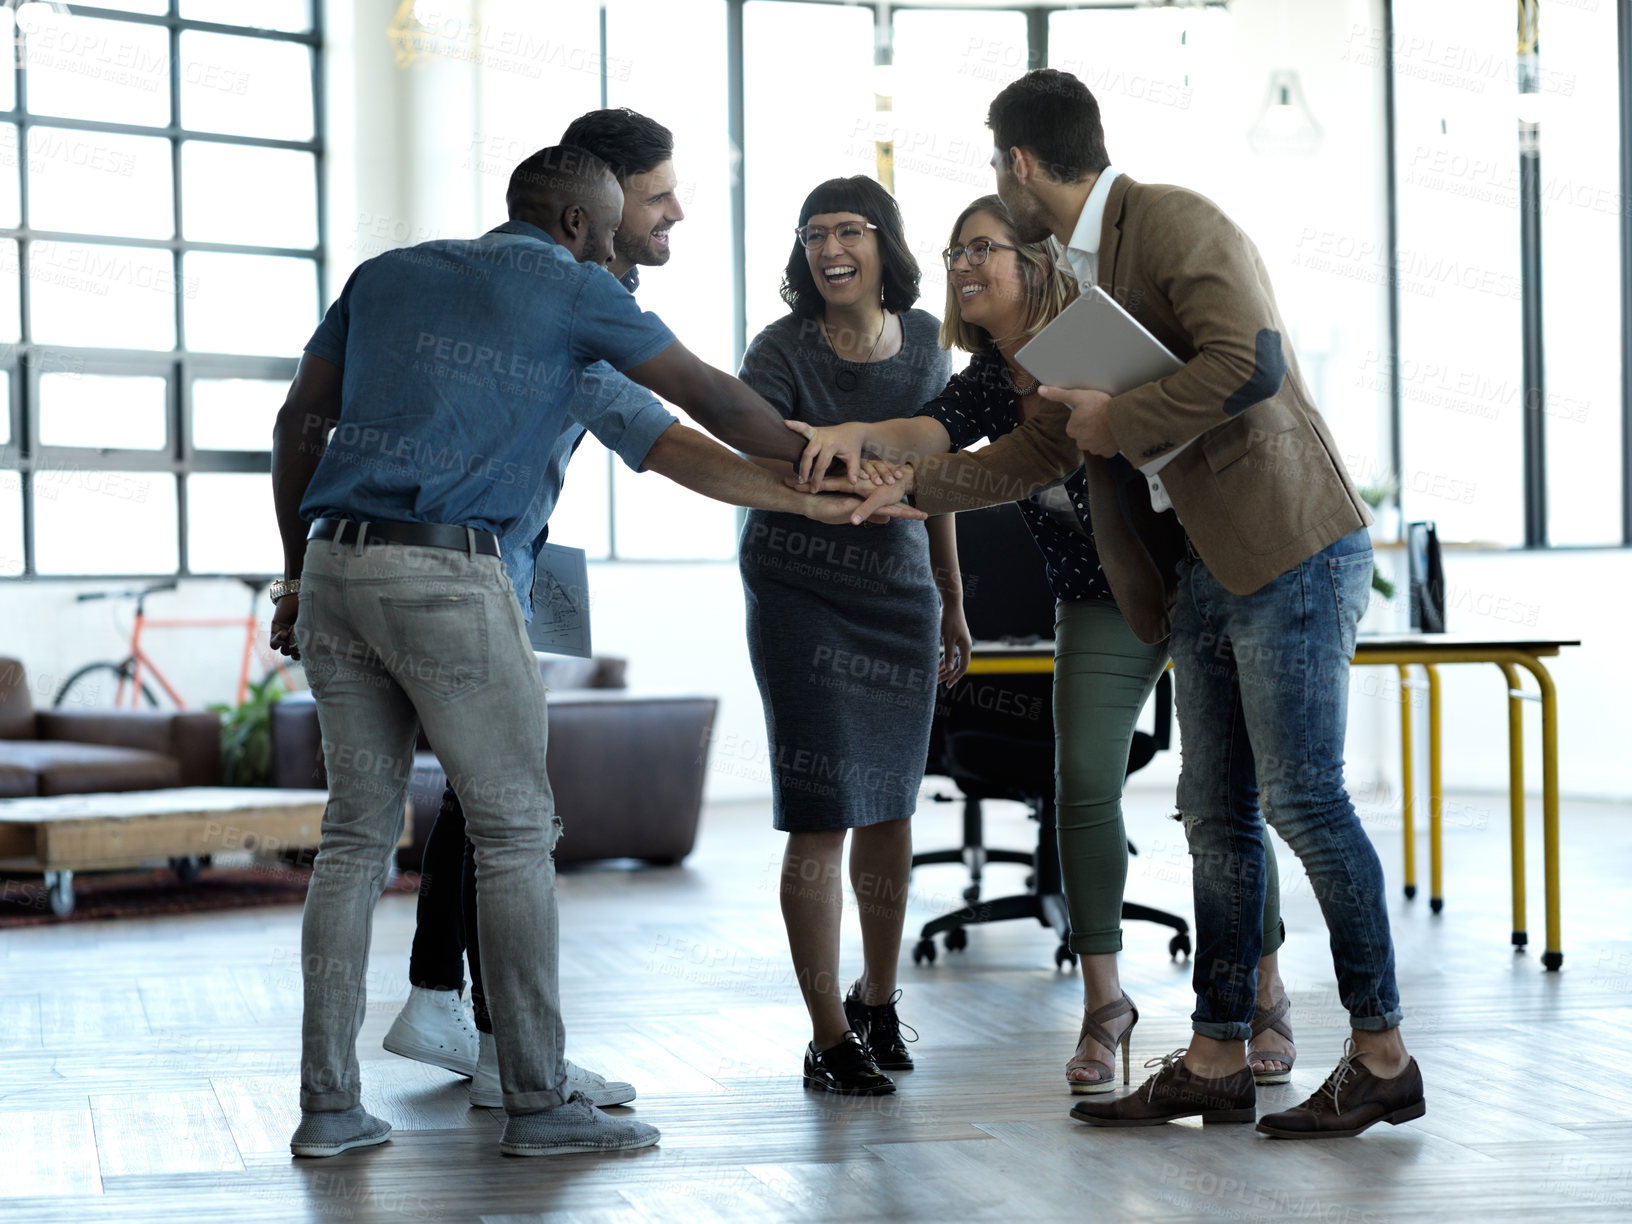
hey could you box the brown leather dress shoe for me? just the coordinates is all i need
[1256,1040,1426,1139]
[1069,1050,1257,1127]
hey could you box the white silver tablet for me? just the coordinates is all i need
[1014,285,1182,396]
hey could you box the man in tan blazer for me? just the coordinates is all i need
[823,69,1424,1139]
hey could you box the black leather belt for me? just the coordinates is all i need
[308,517,501,557]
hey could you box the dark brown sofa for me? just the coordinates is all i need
[268,656,718,869]
[0,657,222,798]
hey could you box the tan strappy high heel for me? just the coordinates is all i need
[1066,992,1139,1095]
[1248,995,1297,1085]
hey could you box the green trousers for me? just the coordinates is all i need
[1053,598,1285,956]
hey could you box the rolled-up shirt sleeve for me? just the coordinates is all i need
[565,363,677,471]
[568,265,677,371]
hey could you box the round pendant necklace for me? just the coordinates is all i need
[1005,362,1037,396]
[824,313,887,393]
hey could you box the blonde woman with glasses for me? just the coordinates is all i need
[788,194,1294,1095]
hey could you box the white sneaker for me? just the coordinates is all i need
[469,1030,638,1108]
[382,986,480,1077]
[564,1059,637,1107]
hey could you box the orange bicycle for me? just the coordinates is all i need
[53,578,304,708]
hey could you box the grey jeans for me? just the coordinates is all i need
[294,536,567,1114]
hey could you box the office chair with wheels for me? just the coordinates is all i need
[910,503,1191,969]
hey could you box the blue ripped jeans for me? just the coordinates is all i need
[1171,527,1401,1041]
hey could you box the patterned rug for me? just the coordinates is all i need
[0,865,421,928]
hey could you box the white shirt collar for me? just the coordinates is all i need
[1064,166,1120,283]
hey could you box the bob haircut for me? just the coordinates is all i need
[939,194,1077,356]
[778,177,921,320]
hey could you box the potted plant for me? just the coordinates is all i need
[1359,476,1399,601]
[209,671,290,788]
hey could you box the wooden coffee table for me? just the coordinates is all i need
[0,787,407,916]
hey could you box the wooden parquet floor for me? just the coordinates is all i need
[1,784,1629,1223]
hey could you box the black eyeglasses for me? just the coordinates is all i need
[942,238,1020,271]
[795,221,877,249]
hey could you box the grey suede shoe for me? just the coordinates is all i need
[499,1091,660,1157]
[289,1105,392,1158]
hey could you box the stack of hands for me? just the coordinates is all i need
[784,386,1117,525]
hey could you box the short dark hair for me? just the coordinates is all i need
[986,69,1109,183]
[778,177,921,320]
[506,145,613,222]
[560,108,674,184]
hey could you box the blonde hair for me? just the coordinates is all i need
[937,194,1077,356]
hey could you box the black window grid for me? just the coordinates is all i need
[0,0,323,578]
[4,0,1627,572]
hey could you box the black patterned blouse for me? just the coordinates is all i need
[917,350,1115,604]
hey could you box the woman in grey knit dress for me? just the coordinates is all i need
[738,177,964,1095]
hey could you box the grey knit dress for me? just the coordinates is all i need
[738,309,953,831]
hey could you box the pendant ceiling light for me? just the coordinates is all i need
[1248,68,1323,156]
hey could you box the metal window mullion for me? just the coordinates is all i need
[31,446,181,473]
[0,231,320,260]
[728,0,746,370]
[1622,0,1632,545]
[14,53,32,576]
[176,357,193,574]
[172,0,189,590]
[171,18,186,357]
[12,357,32,576]
[1384,0,1403,511]
[0,112,322,154]
[66,5,321,45]
[1028,7,1048,69]
[177,450,270,474]
[175,470,191,575]
[21,348,290,375]
[182,353,299,378]
[1518,0,1547,549]
[169,1,190,578]
[310,0,328,311]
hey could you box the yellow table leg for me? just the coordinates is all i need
[1498,662,1528,951]
[1350,644,1566,966]
[1397,664,1416,900]
[1512,656,1563,971]
[1425,664,1443,914]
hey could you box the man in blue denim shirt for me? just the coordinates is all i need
[375,364,677,1111]
[382,110,697,1113]
[269,145,916,1160]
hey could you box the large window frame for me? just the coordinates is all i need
[1384,0,1630,549]
[7,0,1626,573]
[0,1,325,579]
[732,0,1626,557]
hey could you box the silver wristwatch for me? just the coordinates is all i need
[269,578,301,603]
